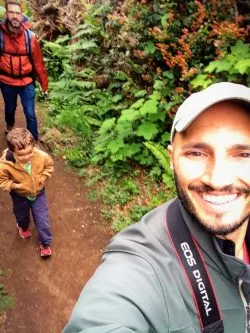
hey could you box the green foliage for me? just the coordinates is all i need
[91,80,178,167]
[43,35,70,81]
[42,0,249,231]
[191,74,213,89]
[108,178,173,232]
[144,141,174,189]
[191,41,250,88]
[64,148,86,168]
[100,177,139,206]
[0,270,14,311]
[77,161,174,232]
[0,5,5,19]
[111,207,149,232]
[88,190,99,201]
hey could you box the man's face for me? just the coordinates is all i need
[7,4,22,30]
[14,144,34,165]
[168,101,250,236]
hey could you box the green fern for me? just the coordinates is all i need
[70,40,98,52]
[99,118,116,134]
[144,142,174,188]
[72,23,98,39]
[144,142,171,174]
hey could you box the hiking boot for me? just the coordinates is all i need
[17,225,31,239]
[40,244,52,257]
[5,125,14,135]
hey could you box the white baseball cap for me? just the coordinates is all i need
[170,82,250,143]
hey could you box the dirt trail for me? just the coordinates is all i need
[0,98,114,333]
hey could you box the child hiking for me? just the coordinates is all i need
[0,128,53,257]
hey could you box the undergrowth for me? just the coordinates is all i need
[80,164,174,232]
[38,0,250,231]
[39,111,175,232]
[0,269,14,312]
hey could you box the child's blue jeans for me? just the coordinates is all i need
[10,189,52,246]
[0,82,38,140]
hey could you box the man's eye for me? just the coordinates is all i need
[237,153,250,158]
[8,11,21,15]
[187,151,203,157]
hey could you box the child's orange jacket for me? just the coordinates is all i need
[0,148,53,196]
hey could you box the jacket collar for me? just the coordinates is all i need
[0,147,40,169]
[0,20,25,36]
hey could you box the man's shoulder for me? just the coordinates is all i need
[23,27,35,37]
[107,199,176,255]
[0,22,7,33]
[0,23,34,39]
[120,199,174,235]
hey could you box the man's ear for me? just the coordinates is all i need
[167,144,174,170]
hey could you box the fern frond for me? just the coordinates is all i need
[144,142,171,175]
[72,24,97,39]
[69,40,98,52]
[54,35,70,45]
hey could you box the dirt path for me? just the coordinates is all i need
[0,98,114,333]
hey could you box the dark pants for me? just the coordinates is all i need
[10,189,52,246]
[0,82,38,140]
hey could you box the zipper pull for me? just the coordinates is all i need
[246,303,250,329]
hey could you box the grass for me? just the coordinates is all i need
[0,270,15,311]
[81,165,174,231]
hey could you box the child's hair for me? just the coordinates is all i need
[6,128,35,152]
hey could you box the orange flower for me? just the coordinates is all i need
[192,1,206,31]
[175,87,184,93]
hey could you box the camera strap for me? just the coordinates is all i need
[166,200,224,333]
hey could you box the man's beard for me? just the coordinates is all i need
[174,171,250,236]
[7,18,21,29]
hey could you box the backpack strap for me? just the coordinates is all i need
[6,149,16,163]
[24,29,36,84]
[24,29,33,56]
[0,29,3,55]
[166,200,224,333]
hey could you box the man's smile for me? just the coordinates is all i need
[191,190,246,215]
[203,193,238,205]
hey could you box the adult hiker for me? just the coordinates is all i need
[0,1,48,141]
[63,82,250,333]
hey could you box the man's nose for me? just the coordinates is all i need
[201,159,234,189]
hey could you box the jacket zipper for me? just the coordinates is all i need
[246,303,250,331]
[239,279,249,333]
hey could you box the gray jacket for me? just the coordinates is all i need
[63,199,250,332]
